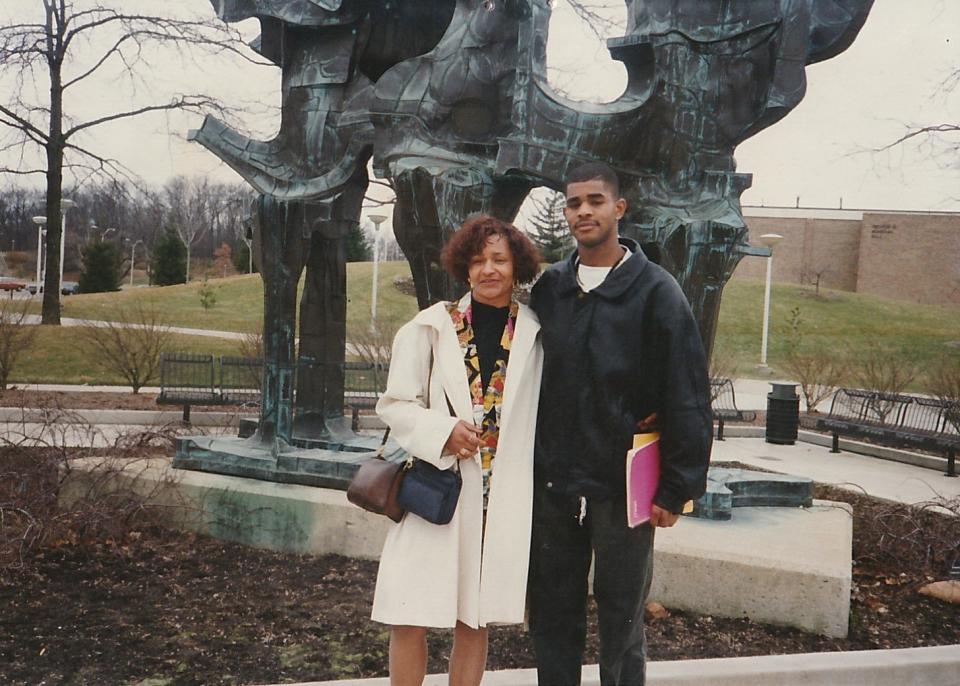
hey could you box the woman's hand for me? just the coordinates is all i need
[443,420,483,459]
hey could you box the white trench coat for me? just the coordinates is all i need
[371,294,543,629]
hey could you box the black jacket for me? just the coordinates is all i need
[529,238,712,513]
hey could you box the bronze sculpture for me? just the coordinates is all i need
[180,0,874,484]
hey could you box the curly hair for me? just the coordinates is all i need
[441,215,541,285]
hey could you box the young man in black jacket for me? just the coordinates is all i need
[527,162,713,685]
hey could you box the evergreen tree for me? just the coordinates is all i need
[151,228,187,286]
[232,240,258,274]
[346,223,372,262]
[526,190,573,263]
[78,240,122,293]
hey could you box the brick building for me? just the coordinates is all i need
[733,207,960,307]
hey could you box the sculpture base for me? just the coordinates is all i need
[172,433,404,490]
[692,467,813,520]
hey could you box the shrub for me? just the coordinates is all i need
[928,352,960,433]
[212,243,235,278]
[198,276,218,310]
[347,319,400,392]
[79,304,173,393]
[781,307,847,412]
[0,298,37,390]
[0,401,186,571]
[853,343,917,423]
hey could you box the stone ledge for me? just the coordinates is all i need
[60,457,852,636]
[267,645,960,686]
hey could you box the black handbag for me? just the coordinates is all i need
[396,457,462,525]
[351,348,463,525]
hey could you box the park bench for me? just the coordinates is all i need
[815,388,959,476]
[158,352,385,428]
[710,377,757,440]
[158,352,239,421]
[343,361,388,430]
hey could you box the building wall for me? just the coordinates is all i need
[730,210,960,307]
[733,215,861,292]
[857,213,960,307]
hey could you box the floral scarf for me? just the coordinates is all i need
[447,299,519,507]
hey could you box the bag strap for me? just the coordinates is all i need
[375,426,391,458]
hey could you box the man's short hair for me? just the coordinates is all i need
[566,162,621,197]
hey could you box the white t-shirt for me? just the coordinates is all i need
[576,247,632,292]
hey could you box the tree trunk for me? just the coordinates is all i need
[40,2,64,325]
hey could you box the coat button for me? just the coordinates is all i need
[546,481,553,488]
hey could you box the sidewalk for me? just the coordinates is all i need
[21,314,246,341]
[712,435,960,507]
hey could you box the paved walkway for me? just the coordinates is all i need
[22,314,247,340]
[712,435,959,507]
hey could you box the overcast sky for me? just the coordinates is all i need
[2,0,959,227]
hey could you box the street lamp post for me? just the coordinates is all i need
[59,198,75,295]
[32,216,47,289]
[368,214,388,327]
[758,233,784,372]
[130,239,144,288]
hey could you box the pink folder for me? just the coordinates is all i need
[626,432,660,527]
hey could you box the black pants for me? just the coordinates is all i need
[528,484,655,686]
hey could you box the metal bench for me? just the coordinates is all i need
[159,353,385,428]
[220,356,262,406]
[710,377,757,440]
[816,388,959,476]
[157,352,222,421]
[343,361,387,430]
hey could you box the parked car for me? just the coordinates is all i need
[27,282,41,295]
[61,281,80,295]
[0,277,26,292]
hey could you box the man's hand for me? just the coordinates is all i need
[635,412,659,433]
[442,420,482,459]
[649,505,679,528]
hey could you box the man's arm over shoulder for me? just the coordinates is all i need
[528,265,559,315]
[648,276,713,514]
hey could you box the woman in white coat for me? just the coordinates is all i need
[373,215,543,686]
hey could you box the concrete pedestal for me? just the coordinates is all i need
[60,456,852,636]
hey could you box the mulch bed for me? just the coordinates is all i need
[1,393,958,685]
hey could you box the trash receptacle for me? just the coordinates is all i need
[766,382,799,445]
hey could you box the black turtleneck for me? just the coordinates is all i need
[471,300,510,390]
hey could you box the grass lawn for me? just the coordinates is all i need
[40,262,418,334]
[12,263,959,389]
[714,280,960,386]
[9,326,244,387]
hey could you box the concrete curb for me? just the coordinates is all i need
[716,425,949,472]
[259,645,960,686]
[0,407,251,427]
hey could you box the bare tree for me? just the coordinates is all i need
[347,319,400,392]
[781,306,847,412]
[0,1,259,324]
[0,298,38,390]
[79,303,173,393]
[783,349,847,413]
[928,353,960,433]
[800,266,830,298]
[854,343,917,424]
[163,176,214,282]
